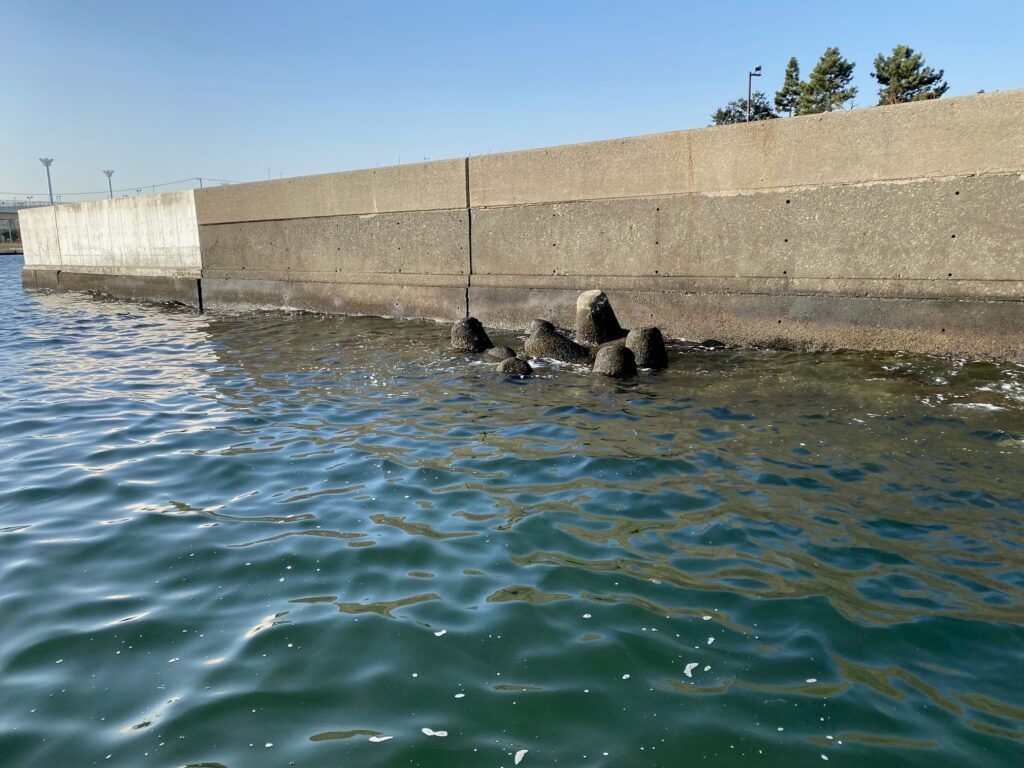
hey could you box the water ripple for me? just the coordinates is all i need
[1,257,1022,767]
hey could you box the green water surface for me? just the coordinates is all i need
[1,257,1022,767]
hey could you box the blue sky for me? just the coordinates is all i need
[6,0,1023,200]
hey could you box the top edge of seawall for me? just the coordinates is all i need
[190,89,1023,222]
[17,189,197,218]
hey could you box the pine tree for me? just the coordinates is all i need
[798,47,857,114]
[775,57,802,116]
[872,45,948,105]
[711,92,778,125]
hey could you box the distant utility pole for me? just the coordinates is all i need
[747,66,762,122]
[39,158,54,204]
[103,170,115,199]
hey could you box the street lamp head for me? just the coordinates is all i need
[751,66,762,76]
[39,157,54,167]
[103,170,115,178]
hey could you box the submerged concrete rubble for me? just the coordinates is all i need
[452,290,674,379]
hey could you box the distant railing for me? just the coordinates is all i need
[0,199,53,211]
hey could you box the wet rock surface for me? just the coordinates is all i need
[575,289,627,345]
[451,317,493,352]
[592,343,638,378]
[626,327,668,369]
[524,321,595,366]
[498,357,533,376]
[485,346,517,361]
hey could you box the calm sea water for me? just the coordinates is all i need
[1,256,1022,768]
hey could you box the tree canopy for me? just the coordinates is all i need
[711,92,778,125]
[798,47,857,114]
[872,44,948,104]
[774,57,801,116]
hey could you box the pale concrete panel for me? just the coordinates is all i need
[199,209,469,275]
[40,192,200,275]
[471,174,1023,288]
[470,90,1024,207]
[194,159,468,225]
[20,206,61,268]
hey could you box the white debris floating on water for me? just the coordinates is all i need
[683,662,699,678]
[515,749,529,765]
[434,630,447,637]
[421,728,448,737]
[368,735,393,743]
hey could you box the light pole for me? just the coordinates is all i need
[103,170,115,199]
[747,66,762,122]
[39,158,54,204]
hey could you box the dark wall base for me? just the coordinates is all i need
[21,268,1024,359]
[470,285,1024,360]
[22,269,201,308]
[201,277,467,322]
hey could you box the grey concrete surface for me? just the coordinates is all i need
[23,268,200,306]
[199,209,468,275]
[194,159,467,225]
[470,90,1024,207]
[17,89,1024,359]
[20,191,201,276]
[201,277,466,321]
[470,174,1024,299]
[470,285,1024,359]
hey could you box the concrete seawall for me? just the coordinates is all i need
[20,89,1024,359]
[19,190,202,304]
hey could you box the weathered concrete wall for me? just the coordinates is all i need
[468,90,1024,358]
[19,191,201,305]
[18,89,1024,358]
[193,160,469,320]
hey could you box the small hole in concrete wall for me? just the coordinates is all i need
[655,241,659,245]
[955,190,960,196]
[950,234,956,239]
[785,199,791,204]
[948,272,953,277]
[941,328,946,333]
[784,238,788,243]
[783,270,787,275]
[656,207,660,211]
[778,319,782,324]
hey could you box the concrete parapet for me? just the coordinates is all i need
[194,159,467,225]
[469,90,1024,207]
[20,191,201,277]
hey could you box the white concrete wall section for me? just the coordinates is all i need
[21,191,201,277]
[18,206,62,268]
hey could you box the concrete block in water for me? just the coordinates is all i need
[524,320,594,365]
[576,289,626,345]
[592,343,637,378]
[451,317,493,352]
[498,357,533,376]
[626,327,668,368]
